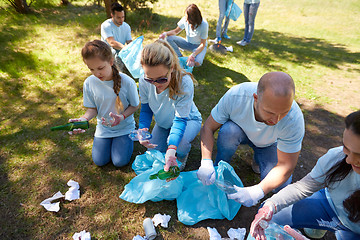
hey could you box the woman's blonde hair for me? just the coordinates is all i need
[140,39,197,100]
[81,40,124,114]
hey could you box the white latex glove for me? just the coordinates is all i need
[159,32,167,39]
[101,112,124,127]
[196,159,216,185]
[227,184,264,207]
[250,201,275,240]
[138,128,158,148]
[186,54,195,67]
[164,148,178,172]
[68,117,88,135]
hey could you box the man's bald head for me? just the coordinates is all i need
[257,72,295,100]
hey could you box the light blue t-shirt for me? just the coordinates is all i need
[310,146,360,234]
[139,74,202,129]
[83,73,139,138]
[211,82,304,153]
[101,19,132,47]
[177,16,208,45]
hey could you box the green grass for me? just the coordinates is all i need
[1,0,360,239]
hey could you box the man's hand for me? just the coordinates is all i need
[227,184,264,207]
[250,201,275,240]
[197,159,216,185]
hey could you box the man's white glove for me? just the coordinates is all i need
[164,148,177,172]
[197,159,216,185]
[227,184,264,207]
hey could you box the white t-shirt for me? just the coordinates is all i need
[211,82,304,153]
[83,73,139,138]
[310,146,360,234]
[177,16,208,45]
[101,19,132,47]
[139,74,202,129]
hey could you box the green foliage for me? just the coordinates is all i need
[120,0,158,10]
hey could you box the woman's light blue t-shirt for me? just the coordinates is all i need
[211,82,304,153]
[83,73,139,138]
[310,146,360,234]
[139,74,201,129]
[177,16,208,45]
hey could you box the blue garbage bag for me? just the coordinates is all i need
[176,161,243,225]
[178,56,194,73]
[119,36,144,79]
[120,150,183,203]
[226,1,242,21]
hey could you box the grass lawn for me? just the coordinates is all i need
[0,0,359,239]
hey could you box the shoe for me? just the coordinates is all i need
[178,153,189,171]
[222,33,231,39]
[252,159,260,174]
[303,228,327,239]
[236,40,248,46]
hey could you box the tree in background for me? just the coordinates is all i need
[104,0,159,18]
[7,0,31,13]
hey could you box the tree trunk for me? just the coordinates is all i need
[61,0,71,6]
[9,0,31,13]
[104,0,117,19]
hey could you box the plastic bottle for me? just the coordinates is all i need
[149,166,180,180]
[143,218,156,240]
[51,121,89,131]
[214,179,237,194]
[128,129,152,141]
[246,221,295,240]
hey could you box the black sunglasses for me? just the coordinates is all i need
[144,77,168,84]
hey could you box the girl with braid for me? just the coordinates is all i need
[69,40,139,167]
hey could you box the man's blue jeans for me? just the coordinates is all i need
[242,2,260,43]
[215,120,291,192]
[166,35,207,66]
[272,189,360,240]
[149,118,202,159]
[92,135,133,167]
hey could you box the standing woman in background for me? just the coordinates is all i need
[69,40,139,167]
[159,3,208,67]
[237,0,260,46]
[138,40,202,171]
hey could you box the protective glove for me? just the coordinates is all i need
[68,117,88,135]
[250,201,275,240]
[164,148,178,172]
[284,225,310,240]
[101,112,125,127]
[159,32,167,40]
[138,128,158,148]
[186,54,195,67]
[196,159,216,185]
[227,184,264,207]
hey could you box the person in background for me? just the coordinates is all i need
[214,0,232,43]
[251,110,360,240]
[237,0,260,46]
[159,4,208,67]
[69,40,139,167]
[197,72,305,207]
[138,40,202,171]
[101,2,132,71]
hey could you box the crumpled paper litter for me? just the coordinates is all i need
[152,213,171,228]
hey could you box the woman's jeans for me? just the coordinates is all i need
[149,118,202,159]
[215,120,291,192]
[166,35,207,66]
[243,2,260,43]
[92,135,133,167]
[272,189,360,240]
[216,0,230,38]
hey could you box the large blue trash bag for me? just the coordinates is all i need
[226,1,242,21]
[176,161,243,225]
[120,150,183,203]
[178,56,194,73]
[119,36,144,79]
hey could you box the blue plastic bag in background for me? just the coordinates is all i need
[119,36,144,79]
[226,1,242,21]
[178,56,194,73]
[176,161,243,225]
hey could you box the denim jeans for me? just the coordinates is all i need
[215,120,291,192]
[272,189,360,240]
[92,135,133,167]
[216,0,230,38]
[242,2,260,43]
[166,35,207,66]
[149,118,202,158]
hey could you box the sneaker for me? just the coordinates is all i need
[236,40,248,46]
[209,37,222,44]
[252,159,260,174]
[178,153,189,171]
[222,33,231,39]
[303,228,327,239]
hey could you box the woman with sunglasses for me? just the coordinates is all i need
[138,40,202,171]
[250,110,360,240]
[159,3,208,68]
